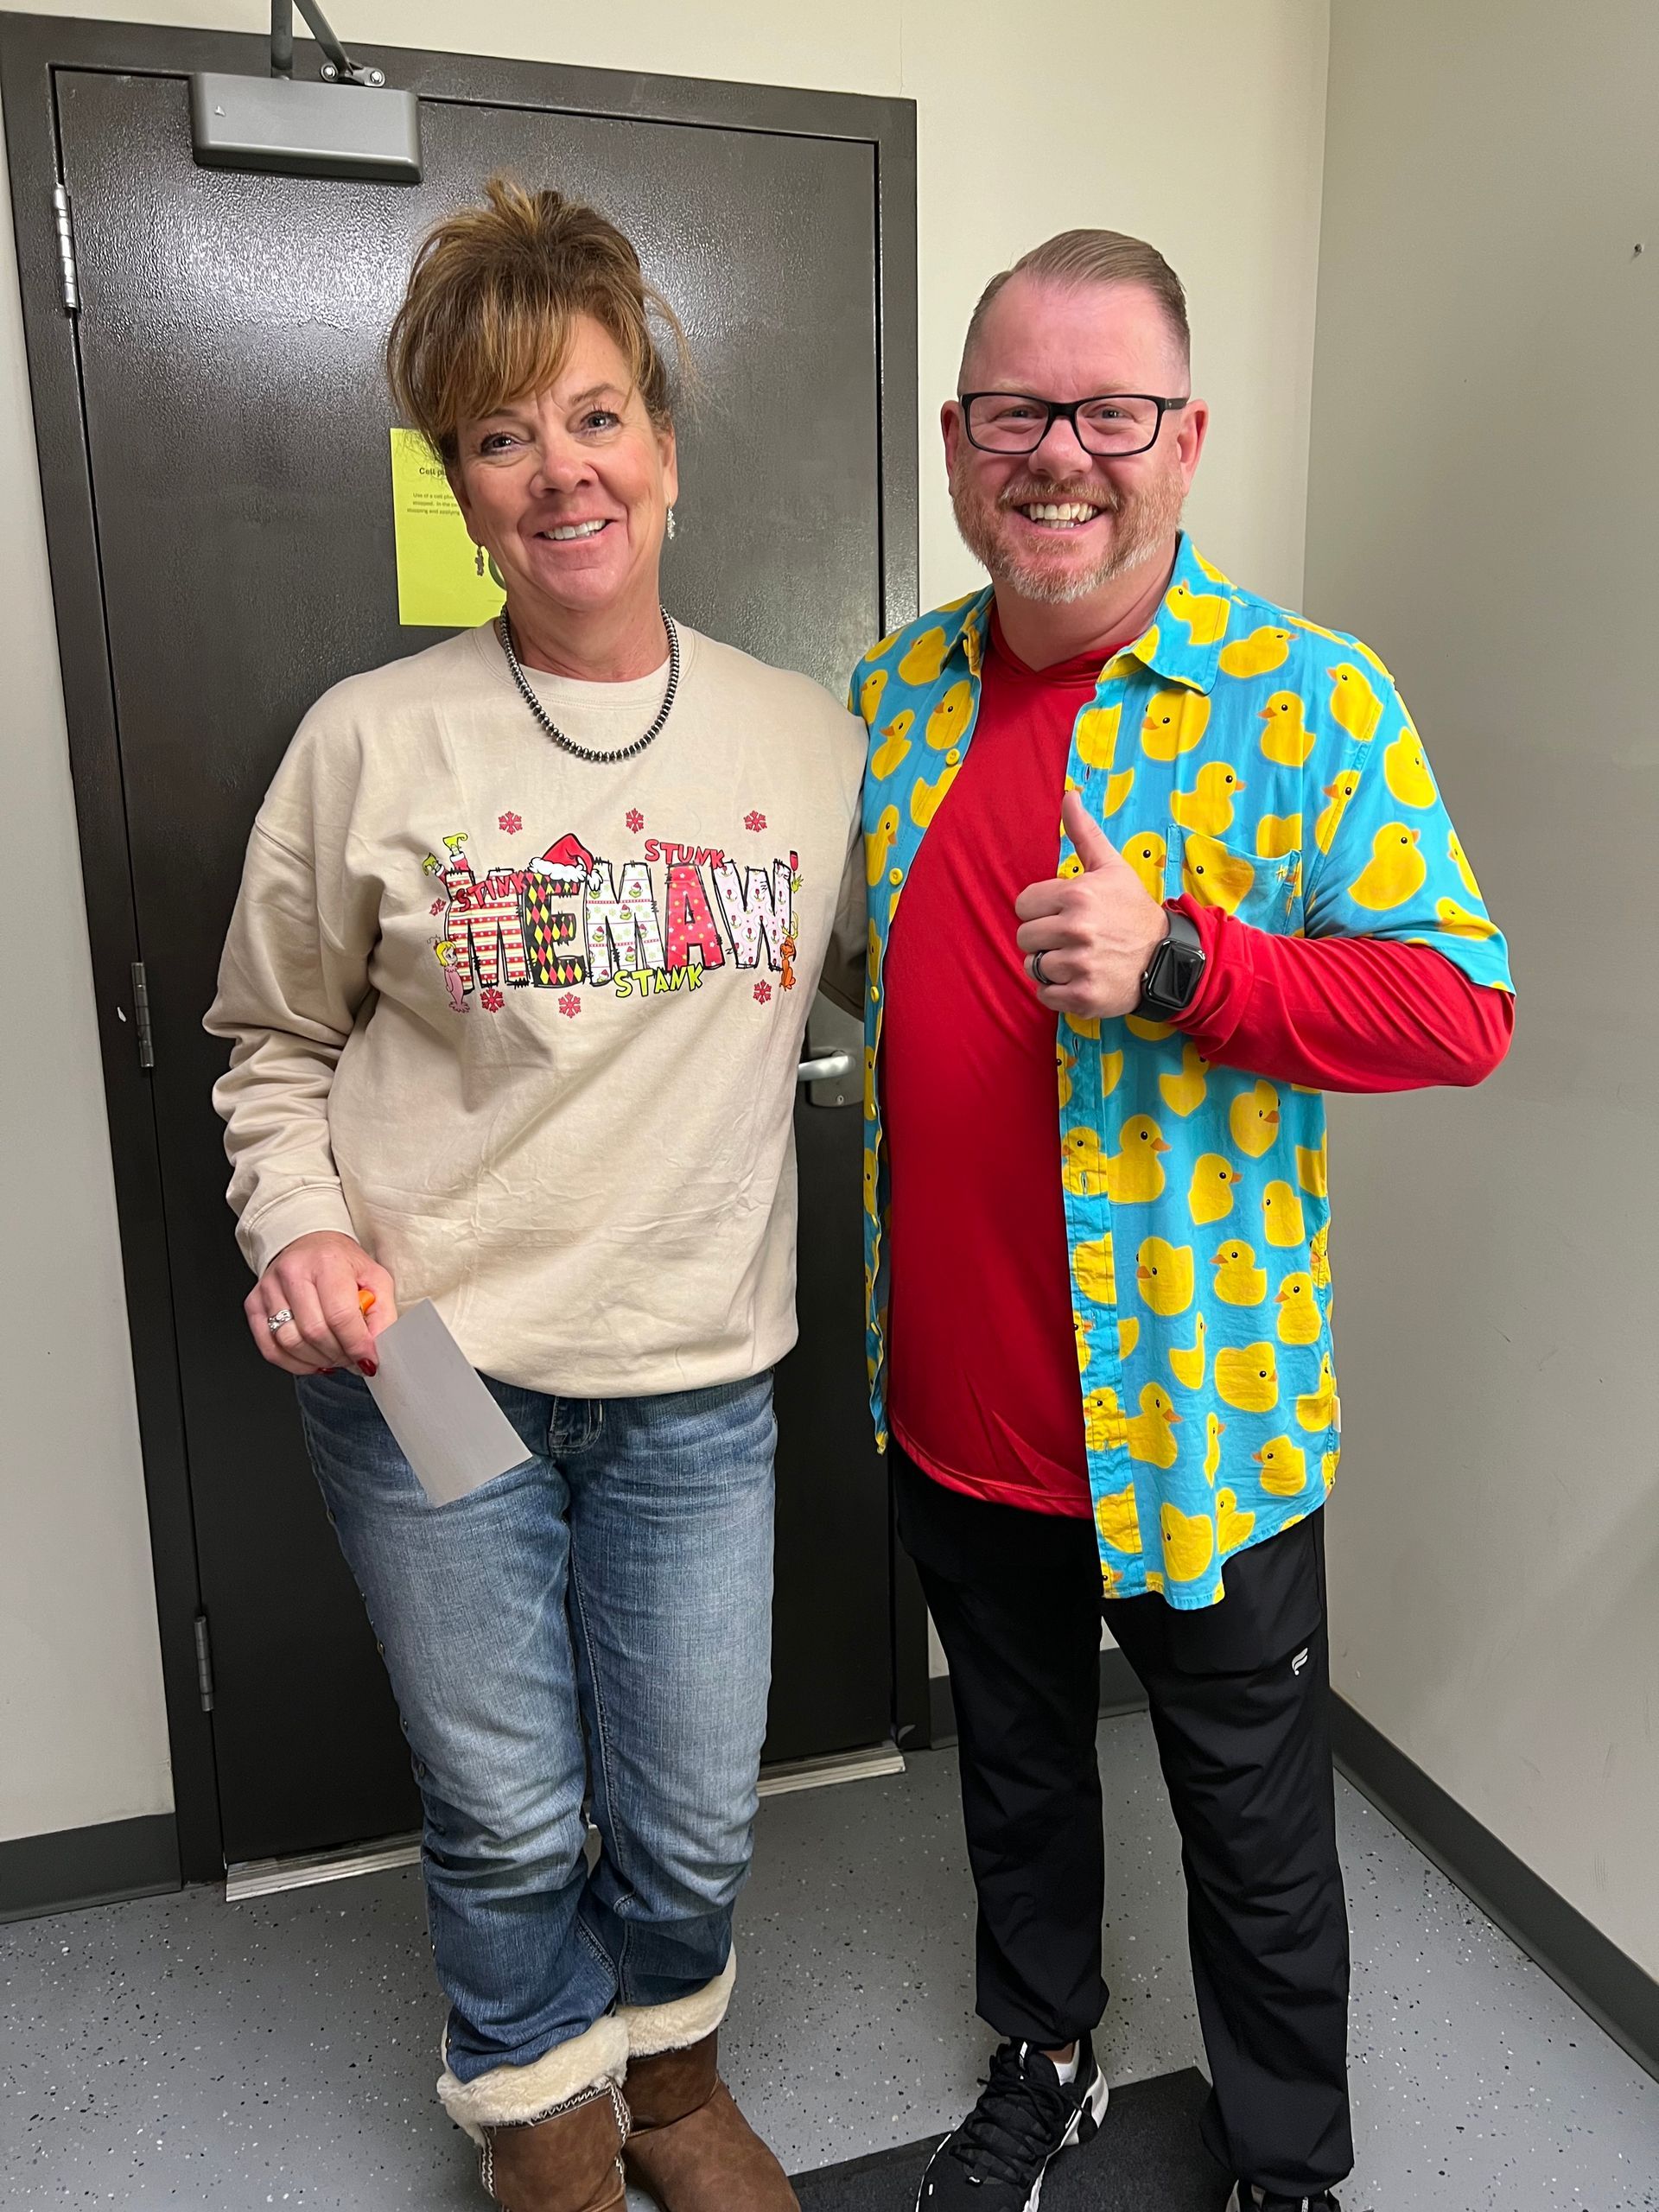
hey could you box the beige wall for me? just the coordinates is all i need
[0,92,174,1841]
[0,0,1330,1842]
[1307,1,1659,1974]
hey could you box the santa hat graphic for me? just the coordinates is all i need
[530,832,597,887]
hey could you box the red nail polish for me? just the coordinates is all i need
[359,1360,378,1378]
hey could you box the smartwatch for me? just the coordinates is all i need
[1136,905,1205,1020]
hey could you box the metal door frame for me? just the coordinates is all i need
[0,10,920,1882]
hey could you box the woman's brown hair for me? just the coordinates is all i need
[386,175,687,462]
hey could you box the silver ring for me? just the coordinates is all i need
[1030,950,1052,988]
[266,1308,296,1332]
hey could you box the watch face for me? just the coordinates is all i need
[1148,938,1202,1013]
[1169,944,1205,1001]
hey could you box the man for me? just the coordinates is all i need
[848,232,1513,2212]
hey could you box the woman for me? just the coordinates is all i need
[207,177,864,2212]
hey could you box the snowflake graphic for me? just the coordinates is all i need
[745,810,768,833]
[753,981,772,1006]
[499,810,523,836]
[480,988,505,1013]
[626,808,645,834]
[429,899,445,916]
[558,994,582,1018]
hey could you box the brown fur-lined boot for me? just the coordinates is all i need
[477,2080,628,2211]
[617,1952,798,2211]
[440,2018,630,2212]
[623,2029,798,2210]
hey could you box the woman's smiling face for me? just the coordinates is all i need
[449,312,677,628]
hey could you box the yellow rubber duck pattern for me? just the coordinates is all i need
[849,537,1512,1608]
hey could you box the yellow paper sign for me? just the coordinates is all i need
[390,428,505,628]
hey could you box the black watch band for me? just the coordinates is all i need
[1135,905,1205,1020]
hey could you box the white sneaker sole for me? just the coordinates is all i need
[914,2068,1110,2212]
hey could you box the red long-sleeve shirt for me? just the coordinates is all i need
[1174,896,1513,1093]
[883,621,1512,1519]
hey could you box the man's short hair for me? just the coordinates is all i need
[963,231,1190,378]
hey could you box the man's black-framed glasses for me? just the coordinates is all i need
[959,391,1190,458]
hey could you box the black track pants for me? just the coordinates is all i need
[896,1447,1353,2197]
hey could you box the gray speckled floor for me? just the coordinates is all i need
[3,1714,1656,2210]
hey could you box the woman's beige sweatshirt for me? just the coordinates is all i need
[206,620,866,1395]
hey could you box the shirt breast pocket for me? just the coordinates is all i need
[1168,830,1301,934]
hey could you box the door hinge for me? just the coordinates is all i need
[193,1613,216,1713]
[131,960,156,1070]
[52,183,79,315]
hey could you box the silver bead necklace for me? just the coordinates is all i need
[497,608,681,765]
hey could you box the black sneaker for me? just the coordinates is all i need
[916,2034,1109,2210]
[1226,2187,1343,2211]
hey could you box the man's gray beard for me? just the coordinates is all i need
[950,464,1186,605]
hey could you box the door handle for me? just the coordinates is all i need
[797,1049,854,1084]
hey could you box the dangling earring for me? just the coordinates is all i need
[666,505,677,542]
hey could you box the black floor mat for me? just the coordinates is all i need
[792,2068,1233,2210]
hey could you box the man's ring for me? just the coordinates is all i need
[1030,950,1052,988]
[267,1308,296,1332]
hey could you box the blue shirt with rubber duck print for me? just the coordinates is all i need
[849,533,1513,1609]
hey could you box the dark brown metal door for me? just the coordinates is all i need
[53,60,891,1864]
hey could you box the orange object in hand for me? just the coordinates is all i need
[359,1289,377,1314]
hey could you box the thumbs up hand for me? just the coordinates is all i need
[1014,790,1171,1019]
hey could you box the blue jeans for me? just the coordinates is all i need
[296,1367,778,2085]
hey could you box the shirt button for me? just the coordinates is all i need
[945,747,962,765]
[889,868,903,886]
